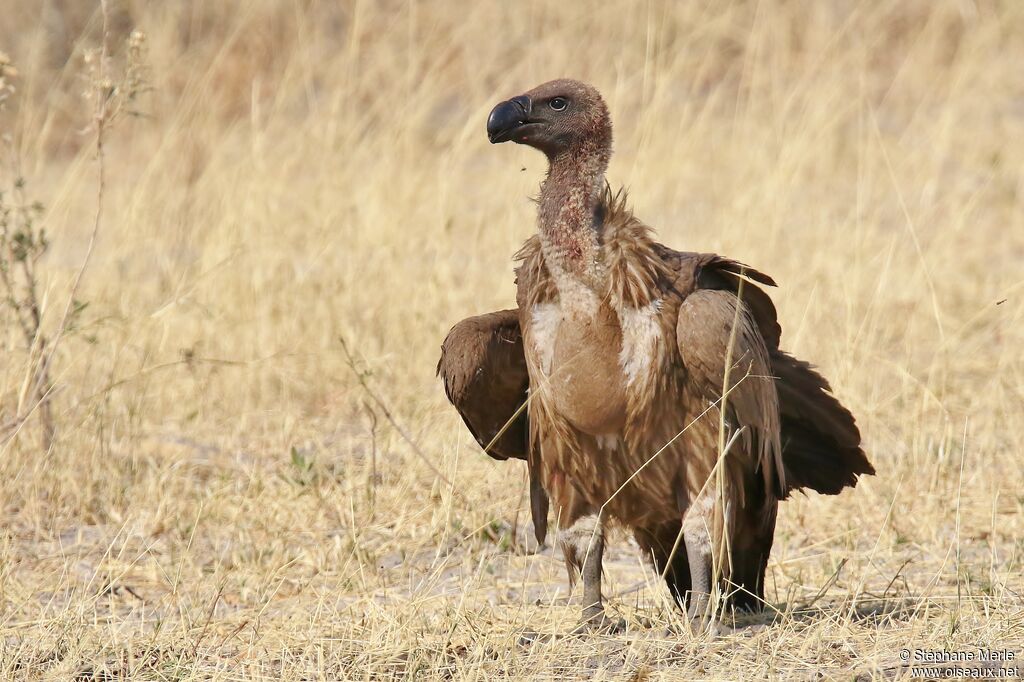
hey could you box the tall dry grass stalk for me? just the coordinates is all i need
[0,0,1022,678]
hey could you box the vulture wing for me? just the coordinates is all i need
[437,309,529,461]
[679,253,873,498]
[675,287,786,500]
[695,255,782,350]
[437,309,550,542]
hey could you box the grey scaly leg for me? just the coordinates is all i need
[578,522,605,623]
[560,514,624,634]
[681,490,718,631]
[683,526,713,624]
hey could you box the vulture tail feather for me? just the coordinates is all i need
[773,351,875,496]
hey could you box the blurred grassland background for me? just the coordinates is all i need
[0,0,1022,679]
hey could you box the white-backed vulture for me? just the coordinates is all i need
[438,79,874,631]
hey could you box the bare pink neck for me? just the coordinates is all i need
[537,139,610,291]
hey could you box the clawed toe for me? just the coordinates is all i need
[689,615,725,636]
[517,612,625,645]
[661,615,731,638]
[571,608,626,635]
[517,630,556,646]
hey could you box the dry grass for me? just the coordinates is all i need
[1,0,1022,679]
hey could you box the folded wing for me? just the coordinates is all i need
[686,254,873,497]
[675,288,786,500]
[437,309,549,541]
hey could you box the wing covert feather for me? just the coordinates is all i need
[675,289,785,499]
[437,310,529,461]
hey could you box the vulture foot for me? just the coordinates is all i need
[571,606,626,635]
[661,618,731,638]
[685,591,713,624]
[517,630,556,646]
[515,608,625,646]
[687,612,726,636]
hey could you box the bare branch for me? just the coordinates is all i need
[339,334,457,491]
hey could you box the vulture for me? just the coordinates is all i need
[438,79,874,632]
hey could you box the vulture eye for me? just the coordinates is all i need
[549,97,569,111]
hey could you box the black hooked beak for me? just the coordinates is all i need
[487,95,533,144]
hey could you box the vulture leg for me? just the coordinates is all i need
[727,500,777,613]
[557,497,623,633]
[634,523,692,611]
[575,522,607,628]
[680,491,717,630]
[682,526,713,626]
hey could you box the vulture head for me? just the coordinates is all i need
[486,79,611,158]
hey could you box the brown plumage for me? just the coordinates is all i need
[437,310,528,462]
[438,79,874,629]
